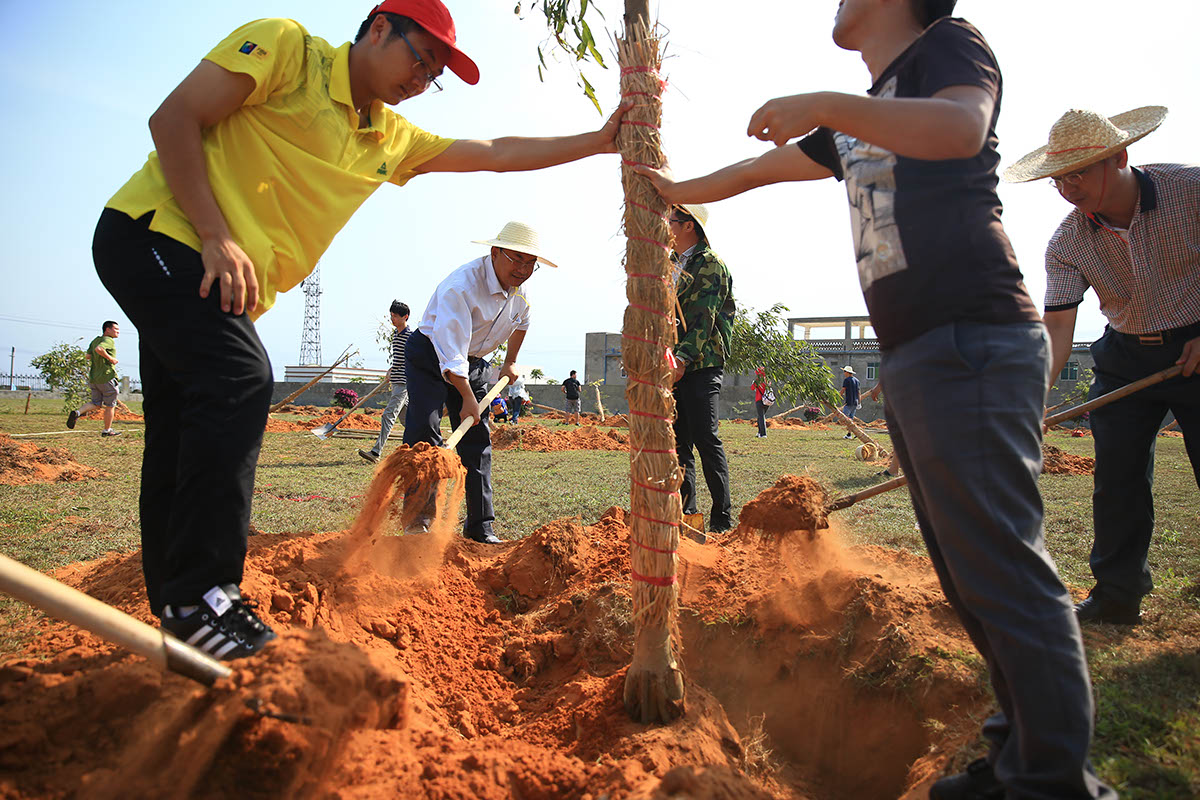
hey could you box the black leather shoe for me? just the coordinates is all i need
[930,758,1004,800]
[709,518,732,534]
[466,530,502,544]
[1075,594,1141,625]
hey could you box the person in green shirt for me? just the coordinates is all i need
[67,321,123,437]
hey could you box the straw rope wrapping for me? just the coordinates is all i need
[617,24,685,724]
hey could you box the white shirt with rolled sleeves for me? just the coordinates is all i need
[419,255,531,379]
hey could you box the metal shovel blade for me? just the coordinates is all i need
[310,424,337,440]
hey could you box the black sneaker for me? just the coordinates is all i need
[930,758,1004,800]
[466,529,502,544]
[358,448,380,464]
[101,429,123,438]
[66,410,79,430]
[161,585,277,661]
[843,433,855,439]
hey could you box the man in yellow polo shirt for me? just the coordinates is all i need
[91,0,628,661]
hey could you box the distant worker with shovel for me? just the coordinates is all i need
[402,222,554,544]
[1005,105,1199,626]
[90,0,628,660]
[359,300,412,464]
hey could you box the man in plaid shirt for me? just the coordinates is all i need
[1006,106,1200,625]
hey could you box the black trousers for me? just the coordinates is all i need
[92,209,273,614]
[402,330,494,537]
[755,399,768,436]
[1088,325,1200,605]
[673,367,732,526]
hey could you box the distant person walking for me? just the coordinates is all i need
[752,367,771,438]
[841,365,860,439]
[67,321,123,438]
[359,300,411,464]
[508,373,528,423]
[561,370,582,424]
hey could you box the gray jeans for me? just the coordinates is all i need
[372,382,408,455]
[883,322,1113,800]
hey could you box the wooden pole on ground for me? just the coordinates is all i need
[824,402,887,454]
[769,402,805,420]
[618,11,685,725]
[269,347,356,413]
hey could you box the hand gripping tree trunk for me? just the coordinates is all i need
[617,14,685,725]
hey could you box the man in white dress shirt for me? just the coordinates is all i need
[402,222,556,543]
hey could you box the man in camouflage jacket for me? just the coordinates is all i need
[669,203,734,532]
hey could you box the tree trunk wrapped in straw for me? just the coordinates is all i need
[616,22,685,724]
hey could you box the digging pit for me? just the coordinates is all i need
[0,475,990,800]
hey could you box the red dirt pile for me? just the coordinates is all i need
[0,506,989,798]
[0,433,105,485]
[1042,443,1095,475]
[492,424,630,452]
[265,411,384,434]
[739,474,831,533]
[78,407,144,422]
[762,418,831,431]
[273,404,324,416]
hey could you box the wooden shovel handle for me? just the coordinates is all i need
[445,376,510,450]
[1044,364,1184,427]
[0,553,231,686]
[827,475,909,511]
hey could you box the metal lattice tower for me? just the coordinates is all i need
[299,264,323,366]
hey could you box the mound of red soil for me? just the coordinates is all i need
[78,407,144,422]
[1042,443,1095,475]
[1069,429,1091,438]
[265,411,384,434]
[273,404,323,416]
[0,506,987,799]
[739,475,831,532]
[0,433,105,485]
[492,424,629,452]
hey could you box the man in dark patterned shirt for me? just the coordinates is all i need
[637,1,1115,797]
[360,299,411,464]
[1005,106,1200,626]
[670,203,734,533]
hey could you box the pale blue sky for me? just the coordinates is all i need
[1,1,1196,384]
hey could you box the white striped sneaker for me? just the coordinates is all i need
[161,584,277,661]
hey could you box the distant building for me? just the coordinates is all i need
[785,315,1096,407]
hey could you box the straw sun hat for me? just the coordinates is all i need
[1002,106,1168,184]
[675,203,714,247]
[472,221,558,268]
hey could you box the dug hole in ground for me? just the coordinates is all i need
[0,457,992,799]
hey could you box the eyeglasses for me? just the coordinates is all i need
[500,251,539,272]
[397,30,443,94]
[1048,161,1103,189]
[668,216,691,225]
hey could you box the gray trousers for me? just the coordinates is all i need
[371,381,408,455]
[882,322,1114,800]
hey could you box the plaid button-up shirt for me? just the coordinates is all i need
[1044,164,1200,334]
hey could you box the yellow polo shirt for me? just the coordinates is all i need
[107,18,455,319]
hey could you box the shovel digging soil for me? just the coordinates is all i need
[349,378,510,543]
[754,364,1185,531]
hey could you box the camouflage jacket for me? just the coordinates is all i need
[674,242,734,373]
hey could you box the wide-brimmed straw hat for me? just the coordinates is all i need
[842,365,855,374]
[472,221,558,268]
[676,203,713,247]
[1003,106,1168,184]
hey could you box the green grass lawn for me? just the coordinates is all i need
[1,398,1197,797]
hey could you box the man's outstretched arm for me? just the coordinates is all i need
[415,105,629,174]
[634,144,834,205]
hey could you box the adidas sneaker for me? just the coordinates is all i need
[162,584,277,661]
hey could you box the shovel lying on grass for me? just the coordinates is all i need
[824,363,1185,517]
[311,377,389,440]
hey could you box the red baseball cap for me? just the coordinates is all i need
[369,0,480,85]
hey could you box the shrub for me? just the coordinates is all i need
[332,388,359,409]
